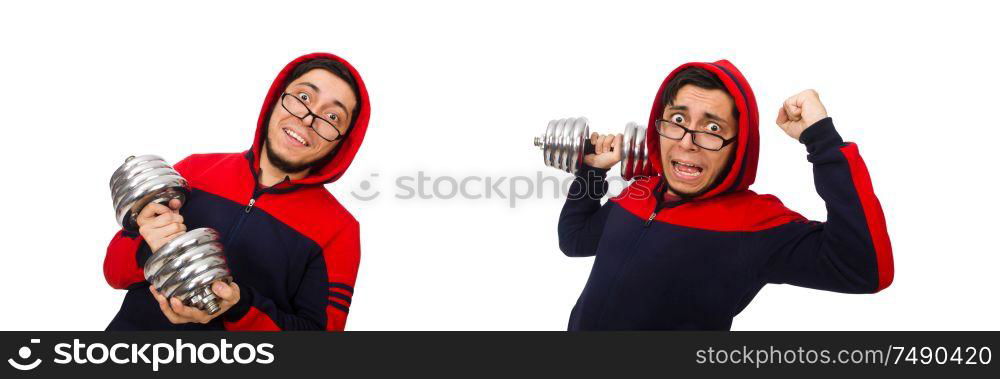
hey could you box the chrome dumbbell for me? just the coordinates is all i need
[110,155,232,314]
[533,117,653,180]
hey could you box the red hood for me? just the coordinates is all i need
[249,52,371,186]
[645,60,759,200]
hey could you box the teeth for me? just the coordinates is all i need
[672,160,703,177]
[674,164,702,177]
[284,129,307,146]
[673,161,700,169]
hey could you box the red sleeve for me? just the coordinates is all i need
[840,143,894,291]
[757,118,893,293]
[103,230,148,289]
[324,220,361,331]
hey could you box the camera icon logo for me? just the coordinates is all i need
[7,339,42,371]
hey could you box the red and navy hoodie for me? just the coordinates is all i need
[103,53,371,331]
[558,60,893,330]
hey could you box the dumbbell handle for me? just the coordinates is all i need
[582,139,625,157]
[532,133,609,156]
[538,136,613,161]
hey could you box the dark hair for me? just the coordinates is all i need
[284,58,362,129]
[661,67,739,121]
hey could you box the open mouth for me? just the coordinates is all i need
[671,159,704,180]
[283,128,310,147]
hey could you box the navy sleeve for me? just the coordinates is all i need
[558,164,614,257]
[754,118,894,294]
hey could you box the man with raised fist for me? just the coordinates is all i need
[559,60,893,330]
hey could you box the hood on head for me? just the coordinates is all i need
[645,59,759,200]
[250,52,371,186]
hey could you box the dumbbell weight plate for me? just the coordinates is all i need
[149,242,225,290]
[144,228,221,280]
[143,227,232,314]
[118,177,188,231]
[540,117,590,173]
[110,155,167,190]
[621,121,636,179]
[621,121,650,180]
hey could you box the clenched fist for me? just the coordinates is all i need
[776,89,828,140]
[583,132,623,170]
[136,198,186,252]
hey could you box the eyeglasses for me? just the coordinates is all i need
[654,119,736,151]
[280,93,345,142]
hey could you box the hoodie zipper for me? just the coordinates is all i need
[643,178,686,227]
[598,181,685,325]
[596,206,656,325]
[224,187,265,246]
[644,211,657,227]
[226,155,299,247]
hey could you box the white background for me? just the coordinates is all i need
[0,0,997,330]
